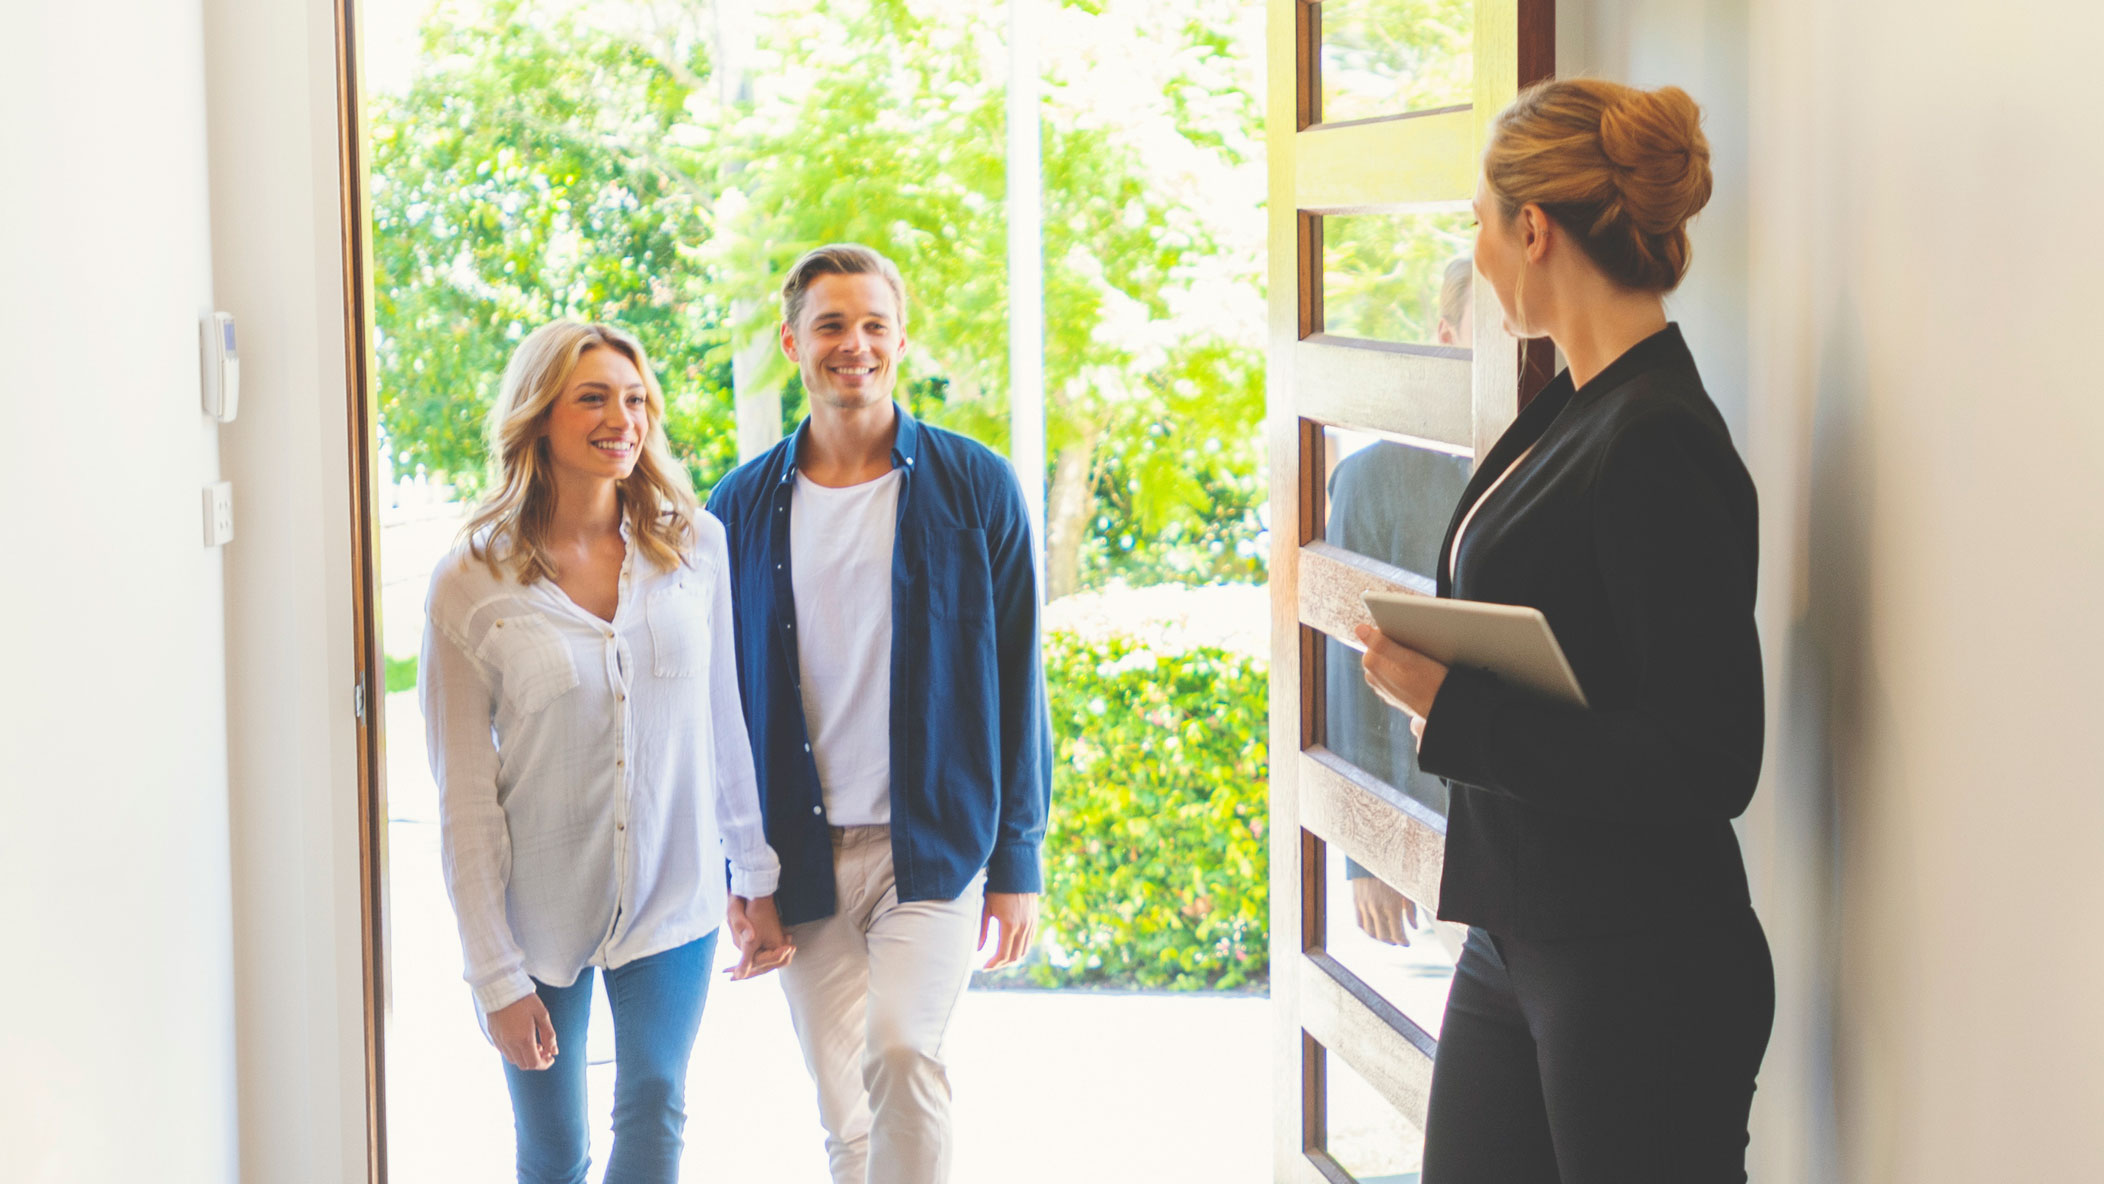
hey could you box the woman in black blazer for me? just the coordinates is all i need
[1357,79,1773,1184]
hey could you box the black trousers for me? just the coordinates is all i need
[1421,908,1774,1184]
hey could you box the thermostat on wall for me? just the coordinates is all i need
[201,311,239,422]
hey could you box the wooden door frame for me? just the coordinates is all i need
[334,0,391,1178]
[1268,2,1553,1178]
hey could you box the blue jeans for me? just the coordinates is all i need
[502,931,717,1184]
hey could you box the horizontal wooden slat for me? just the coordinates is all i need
[1297,336,1473,449]
[1299,541,1432,646]
[1295,108,1476,212]
[1297,1150,1353,1184]
[1279,1152,1346,1184]
[1300,747,1447,911]
[1300,953,1438,1127]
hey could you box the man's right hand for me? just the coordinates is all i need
[487,992,558,1071]
[726,894,796,980]
[1351,875,1418,947]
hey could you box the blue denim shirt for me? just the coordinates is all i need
[705,405,1052,926]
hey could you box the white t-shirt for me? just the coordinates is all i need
[790,469,902,825]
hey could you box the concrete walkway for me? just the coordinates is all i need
[382,690,1273,1182]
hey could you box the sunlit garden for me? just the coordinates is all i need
[370,0,1276,994]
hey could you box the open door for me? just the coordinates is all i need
[1267,2,1552,1178]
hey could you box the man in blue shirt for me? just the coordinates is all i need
[706,243,1051,1184]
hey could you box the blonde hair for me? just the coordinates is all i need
[781,243,910,333]
[1437,254,1474,330]
[461,320,699,584]
[1483,78,1712,292]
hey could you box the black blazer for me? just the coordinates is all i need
[1416,325,1762,938]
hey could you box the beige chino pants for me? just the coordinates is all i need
[780,825,984,1184]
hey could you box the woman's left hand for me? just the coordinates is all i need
[1355,623,1450,726]
[726,894,796,980]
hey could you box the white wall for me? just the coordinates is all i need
[2,2,373,1181]
[1569,1,2104,1180]
[202,0,374,1178]
[1754,2,2104,1180]
[0,2,240,1181]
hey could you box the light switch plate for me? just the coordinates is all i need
[204,481,234,547]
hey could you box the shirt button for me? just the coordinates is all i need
[617,822,626,831]
[804,743,811,752]
[616,759,624,768]
[811,806,822,816]
[617,693,625,702]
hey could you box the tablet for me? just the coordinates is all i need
[1361,591,1589,709]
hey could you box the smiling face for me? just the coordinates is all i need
[781,272,908,413]
[540,345,649,484]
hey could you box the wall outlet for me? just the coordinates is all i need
[204,481,234,547]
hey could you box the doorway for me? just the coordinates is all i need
[349,0,1279,1178]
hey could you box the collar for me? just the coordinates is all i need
[775,401,921,488]
[1568,323,1691,405]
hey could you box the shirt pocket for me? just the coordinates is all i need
[474,612,579,716]
[925,527,992,622]
[647,575,712,678]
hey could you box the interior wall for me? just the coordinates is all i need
[1569,1,2104,1180]
[1752,1,2104,1180]
[201,0,374,1178]
[0,2,240,1181]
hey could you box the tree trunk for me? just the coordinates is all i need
[712,2,781,461]
[1043,432,1099,601]
[731,312,781,461]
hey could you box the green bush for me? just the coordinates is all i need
[1025,632,1269,991]
[385,654,419,694]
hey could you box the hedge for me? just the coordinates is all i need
[1022,631,1270,991]
[387,627,1273,990]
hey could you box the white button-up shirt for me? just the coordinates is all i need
[421,512,778,1014]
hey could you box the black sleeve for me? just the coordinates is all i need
[1415,412,1764,822]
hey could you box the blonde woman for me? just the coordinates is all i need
[421,320,792,1183]
[1358,80,1772,1181]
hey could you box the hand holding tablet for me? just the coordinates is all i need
[1360,591,1589,709]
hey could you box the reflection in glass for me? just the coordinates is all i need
[1322,1040,1425,1183]
[1323,427,1472,814]
[1323,216,1476,345]
[1323,842,1460,1042]
[1318,0,1474,124]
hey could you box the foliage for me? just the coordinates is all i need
[385,654,420,694]
[367,0,738,497]
[369,0,1270,589]
[1322,209,1475,345]
[1080,341,1268,588]
[1317,0,1474,120]
[696,0,1269,594]
[1021,632,1269,991]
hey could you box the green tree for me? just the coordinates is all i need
[368,0,737,496]
[371,0,1270,591]
[695,0,1268,596]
